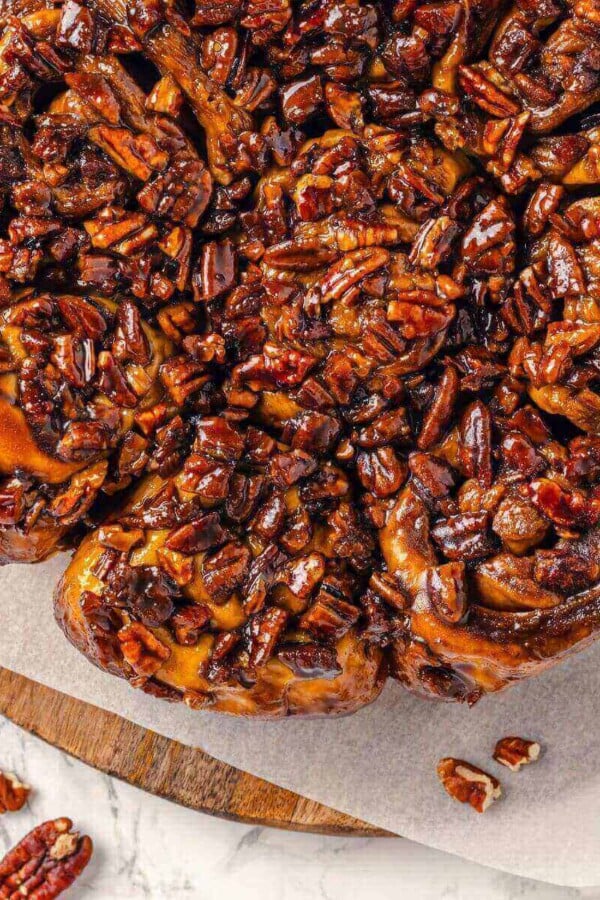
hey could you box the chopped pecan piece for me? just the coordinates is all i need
[493,736,541,771]
[437,758,502,813]
[247,605,289,669]
[428,562,468,624]
[202,542,251,603]
[299,587,360,641]
[171,605,211,645]
[117,623,171,678]
[278,644,342,679]
[166,513,227,554]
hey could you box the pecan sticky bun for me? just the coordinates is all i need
[2,0,600,716]
[0,293,172,561]
[55,416,386,716]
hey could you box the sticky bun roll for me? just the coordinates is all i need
[369,186,600,704]
[0,293,172,563]
[368,169,600,703]
[54,416,386,717]
[378,382,600,703]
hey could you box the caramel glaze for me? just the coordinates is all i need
[0,398,83,483]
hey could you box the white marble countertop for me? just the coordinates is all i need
[0,716,592,900]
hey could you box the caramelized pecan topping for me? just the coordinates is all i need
[7,0,600,719]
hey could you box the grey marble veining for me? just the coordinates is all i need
[0,717,591,899]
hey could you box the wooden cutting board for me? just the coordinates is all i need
[0,667,390,836]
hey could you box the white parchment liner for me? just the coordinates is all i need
[1,554,598,887]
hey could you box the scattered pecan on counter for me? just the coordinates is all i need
[0,817,92,899]
[0,771,29,814]
[493,737,541,771]
[2,0,600,717]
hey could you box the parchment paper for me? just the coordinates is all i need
[1,555,598,888]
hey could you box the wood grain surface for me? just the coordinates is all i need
[0,667,391,836]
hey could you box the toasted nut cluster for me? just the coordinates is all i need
[0,817,92,898]
[437,758,502,813]
[3,0,600,717]
[493,736,541,771]
[0,771,29,814]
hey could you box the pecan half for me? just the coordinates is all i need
[493,736,541,771]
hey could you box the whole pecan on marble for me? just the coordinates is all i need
[0,817,92,898]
